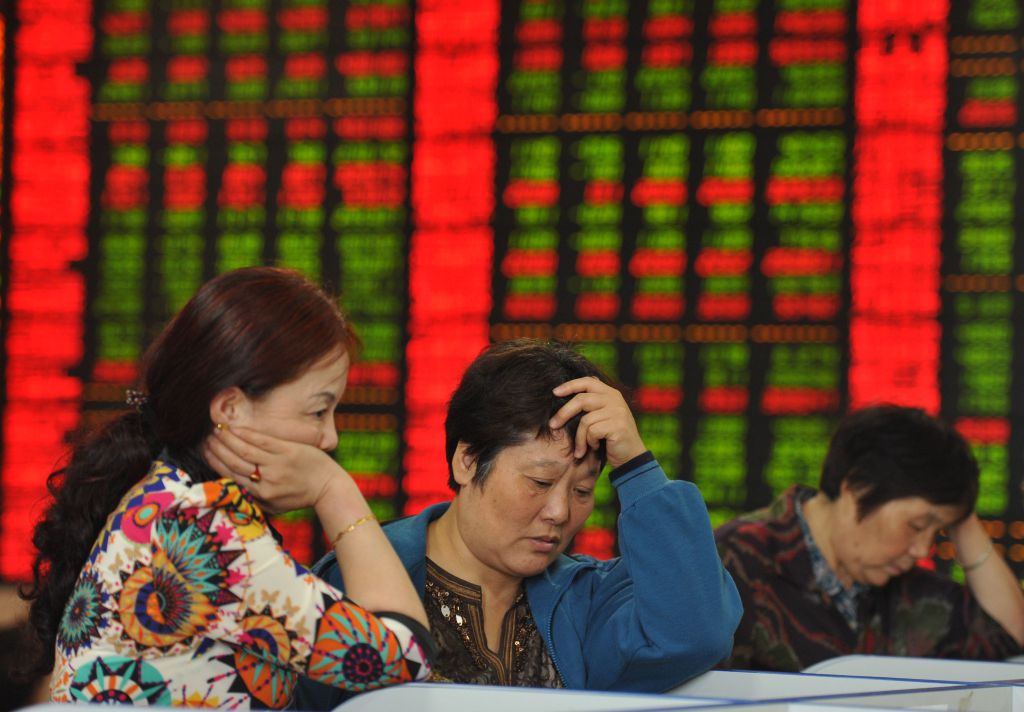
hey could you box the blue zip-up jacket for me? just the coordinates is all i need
[296,453,741,708]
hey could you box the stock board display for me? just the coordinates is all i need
[2,0,1023,580]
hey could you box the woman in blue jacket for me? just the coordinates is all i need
[221,339,741,704]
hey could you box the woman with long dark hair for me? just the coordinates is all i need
[23,266,431,707]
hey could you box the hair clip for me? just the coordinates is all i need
[125,389,149,412]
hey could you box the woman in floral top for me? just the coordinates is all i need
[24,267,432,707]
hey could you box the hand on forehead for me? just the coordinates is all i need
[547,377,646,468]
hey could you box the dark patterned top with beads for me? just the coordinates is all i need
[423,559,563,687]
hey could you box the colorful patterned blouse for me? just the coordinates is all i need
[715,485,1020,671]
[50,459,431,708]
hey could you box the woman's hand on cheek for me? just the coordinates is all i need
[204,424,347,513]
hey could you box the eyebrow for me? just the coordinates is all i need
[525,459,564,469]
[921,512,955,527]
[523,459,600,478]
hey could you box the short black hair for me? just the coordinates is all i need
[819,404,978,520]
[444,339,611,491]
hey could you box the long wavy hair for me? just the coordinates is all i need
[20,266,354,679]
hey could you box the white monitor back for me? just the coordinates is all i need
[805,656,1024,683]
[333,683,729,712]
[670,669,960,701]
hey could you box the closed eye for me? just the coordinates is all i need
[529,479,553,489]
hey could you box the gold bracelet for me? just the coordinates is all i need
[959,543,994,572]
[331,513,377,547]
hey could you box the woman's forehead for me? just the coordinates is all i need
[881,496,965,524]
[498,431,600,470]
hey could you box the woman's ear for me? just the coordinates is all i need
[838,478,863,501]
[837,478,867,520]
[452,441,478,488]
[838,479,852,498]
[209,386,251,428]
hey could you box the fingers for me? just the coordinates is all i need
[206,423,350,513]
[209,425,271,478]
[214,424,279,454]
[573,410,618,459]
[549,379,611,431]
[549,401,578,431]
[548,377,618,430]
[547,380,620,458]
[548,378,646,465]
[202,443,234,479]
[202,442,270,508]
[552,375,604,396]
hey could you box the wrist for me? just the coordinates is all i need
[313,473,366,520]
[607,439,647,469]
[330,512,378,547]
[958,542,995,572]
[949,514,997,572]
[609,450,655,482]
